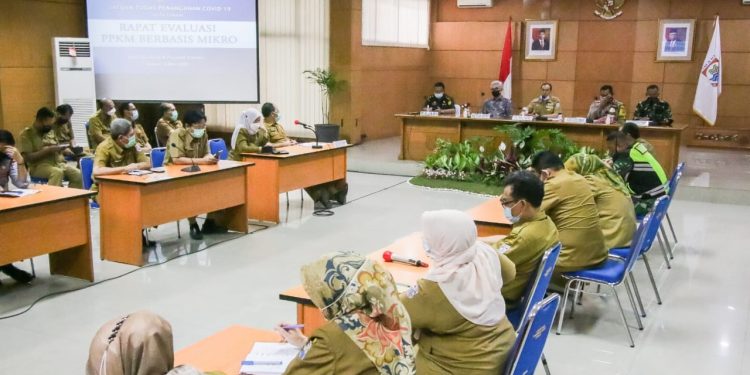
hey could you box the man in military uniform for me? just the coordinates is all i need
[422,82,456,115]
[607,131,668,215]
[526,82,562,119]
[19,107,83,188]
[587,85,626,123]
[481,80,513,118]
[634,85,673,126]
[87,98,116,150]
[484,170,559,306]
[155,102,183,147]
[261,102,296,147]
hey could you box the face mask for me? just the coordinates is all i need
[191,128,205,139]
[56,117,67,124]
[106,108,116,117]
[124,135,136,148]
[434,93,444,99]
[503,201,522,224]
[41,125,53,133]
[422,239,433,257]
[275,114,282,122]
[131,110,139,121]
[491,90,501,98]
[170,111,179,122]
[249,122,262,134]
[540,95,549,100]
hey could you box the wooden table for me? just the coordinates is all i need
[467,198,512,237]
[397,114,687,175]
[279,232,430,336]
[96,161,252,266]
[0,185,94,281]
[241,144,349,223]
[174,325,281,375]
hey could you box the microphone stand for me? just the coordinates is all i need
[302,124,323,149]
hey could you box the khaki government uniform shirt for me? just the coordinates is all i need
[165,128,209,164]
[527,96,562,115]
[19,126,64,171]
[155,118,183,147]
[228,128,270,161]
[584,175,637,250]
[87,111,115,150]
[265,122,289,143]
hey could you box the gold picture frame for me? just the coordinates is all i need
[656,19,696,62]
[524,20,559,61]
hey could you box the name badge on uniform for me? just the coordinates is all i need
[299,339,313,359]
[497,243,511,254]
[405,284,420,299]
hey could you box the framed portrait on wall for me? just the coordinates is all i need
[524,20,558,61]
[656,19,696,61]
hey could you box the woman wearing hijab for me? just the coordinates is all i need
[86,310,223,375]
[275,251,416,375]
[228,108,269,161]
[565,153,637,249]
[401,210,517,374]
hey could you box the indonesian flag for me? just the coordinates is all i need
[499,19,512,100]
[693,16,722,126]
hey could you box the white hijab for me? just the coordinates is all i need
[421,209,506,326]
[231,108,263,149]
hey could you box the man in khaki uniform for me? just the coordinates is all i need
[155,102,183,147]
[19,107,83,188]
[93,119,149,178]
[527,82,562,119]
[261,102,296,147]
[165,110,221,240]
[485,171,559,305]
[531,152,607,276]
[87,98,116,150]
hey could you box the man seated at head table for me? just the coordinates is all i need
[607,131,668,216]
[261,102,297,148]
[483,170,559,306]
[423,81,456,115]
[587,84,626,124]
[117,102,152,154]
[634,85,673,126]
[531,151,608,282]
[481,80,513,118]
[88,98,116,150]
[19,107,83,188]
[165,110,225,241]
[526,82,562,119]
[228,108,270,160]
[156,102,183,147]
[0,129,34,284]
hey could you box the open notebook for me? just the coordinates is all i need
[0,189,39,198]
[240,342,299,375]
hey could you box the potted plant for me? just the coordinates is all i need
[303,68,342,141]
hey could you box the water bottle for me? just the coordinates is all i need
[605,107,616,125]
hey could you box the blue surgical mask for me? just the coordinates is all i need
[191,128,205,139]
[125,135,136,149]
[170,111,179,122]
[503,201,522,224]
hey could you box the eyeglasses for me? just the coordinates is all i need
[499,198,518,208]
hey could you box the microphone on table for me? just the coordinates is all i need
[383,251,429,268]
[173,143,201,172]
[295,120,322,149]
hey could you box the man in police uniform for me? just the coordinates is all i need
[87,98,116,150]
[526,82,562,119]
[484,170,559,306]
[19,107,83,188]
[422,82,456,115]
[634,85,673,126]
[587,85,626,123]
[155,102,183,147]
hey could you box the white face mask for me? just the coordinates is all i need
[249,121,262,134]
[131,110,139,121]
[106,108,116,117]
[503,201,522,224]
[434,93,444,99]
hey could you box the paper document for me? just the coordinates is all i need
[0,189,40,198]
[240,342,299,375]
[298,142,331,148]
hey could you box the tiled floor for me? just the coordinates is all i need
[1,142,748,374]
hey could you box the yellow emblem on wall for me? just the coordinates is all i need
[594,0,625,20]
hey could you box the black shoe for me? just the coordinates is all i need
[320,190,332,209]
[0,264,34,284]
[142,231,156,247]
[201,219,228,234]
[189,223,203,240]
[335,184,348,205]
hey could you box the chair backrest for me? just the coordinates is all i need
[150,147,166,168]
[208,138,228,160]
[639,196,670,253]
[621,210,654,274]
[503,294,561,375]
[80,156,95,190]
[667,162,685,199]
[512,242,561,329]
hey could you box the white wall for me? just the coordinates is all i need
[205,0,330,138]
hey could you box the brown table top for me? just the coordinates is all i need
[467,197,512,227]
[241,143,351,159]
[0,185,94,213]
[174,325,280,375]
[94,161,253,185]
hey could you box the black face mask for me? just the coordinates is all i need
[56,117,67,124]
[41,125,53,133]
[491,90,501,98]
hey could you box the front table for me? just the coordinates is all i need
[96,161,253,266]
[242,144,349,223]
[0,185,95,281]
[467,198,512,237]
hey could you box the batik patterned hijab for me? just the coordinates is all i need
[565,153,631,196]
[301,251,416,375]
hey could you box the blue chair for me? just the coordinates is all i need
[208,138,228,160]
[79,156,98,209]
[503,295,561,375]
[611,196,671,312]
[507,243,562,329]
[663,162,685,248]
[557,212,655,347]
[150,147,166,168]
